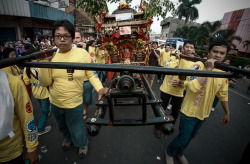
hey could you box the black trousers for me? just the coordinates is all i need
[0,154,25,164]
[160,91,184,124]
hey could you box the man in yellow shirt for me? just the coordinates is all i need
[157,44,171,83]
[160,41,196,126]
[165,40,231,164]
[95,43,107,84]
[0,70,39,164]
[39,20,108,159]
[23,67,52,136]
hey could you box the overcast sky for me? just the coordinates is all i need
[107,0,250,33]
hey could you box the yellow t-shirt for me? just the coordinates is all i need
[1,65,21,77]
[23,67,49,100]
[96,49,106,64]
[159,51,171,67]
[39,48,103,109]
[88,46,97,64]
[160,58,194,97]
[0,74,38,162]
[181,65,228,120]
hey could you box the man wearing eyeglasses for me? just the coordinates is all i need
[39,20,108,159]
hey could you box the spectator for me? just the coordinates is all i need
[147,41,160,87]
[16,41,26,57]
[83,40,97,120]
[73,30,86,49]
[157,44,171,83]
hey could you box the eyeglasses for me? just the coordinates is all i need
[54,35,72,40]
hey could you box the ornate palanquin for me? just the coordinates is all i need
[95,2,153,65]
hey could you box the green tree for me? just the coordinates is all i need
[177,0,202,24]
[77,0,176,21]
[173,26,190,39]
[174,25,208,45]
[201,20,221,42]
[214,29,242,49]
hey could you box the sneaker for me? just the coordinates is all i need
[78,145,88,159]
[62,139,72,151]
[211,108,215,112]
[165,150,174,164]
[177,155,189,164]
[167,104,172,110]
[38,125,52,136]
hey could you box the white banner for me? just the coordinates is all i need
[116,13,134,21]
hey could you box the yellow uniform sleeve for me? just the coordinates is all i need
[216,78,229,101]
[39,60,53,87]
[1,67,13,75]
[86,71,103,92]
[164,56,179,68]
[11,75,39,152]
[186,61,205,93]
[1,66,21,77]
[186,79,202,93]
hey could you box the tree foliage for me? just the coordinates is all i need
[143,0,176,20]
[177,0,202,24]
[174,25,209,45]
[201,21,221,37]
[77,0,176,21]
[213,29,242,49]
[77,0,108,18]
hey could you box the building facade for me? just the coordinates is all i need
[65,1,96,40]
[160,17,200,41]
[220,8,250,57]
[0,0,74,42]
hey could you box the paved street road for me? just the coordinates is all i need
[32,77,250,164]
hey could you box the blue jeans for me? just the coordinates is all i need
[51,103,88,148]
[37,98,50,132]
[83,81,93,106]
[167,112,205,157]
[97,71,107,83]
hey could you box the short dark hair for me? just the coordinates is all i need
[172,44,176,49]
[208,40,231,53]
[75,30,83,37]
[2,48,15,59]
[152,41,158,45]
[52,20,75,39]
[86,40,95,52]
[165,44,170,47]
[183,40,195,48]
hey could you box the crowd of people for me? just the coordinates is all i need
[0,19,249,164]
